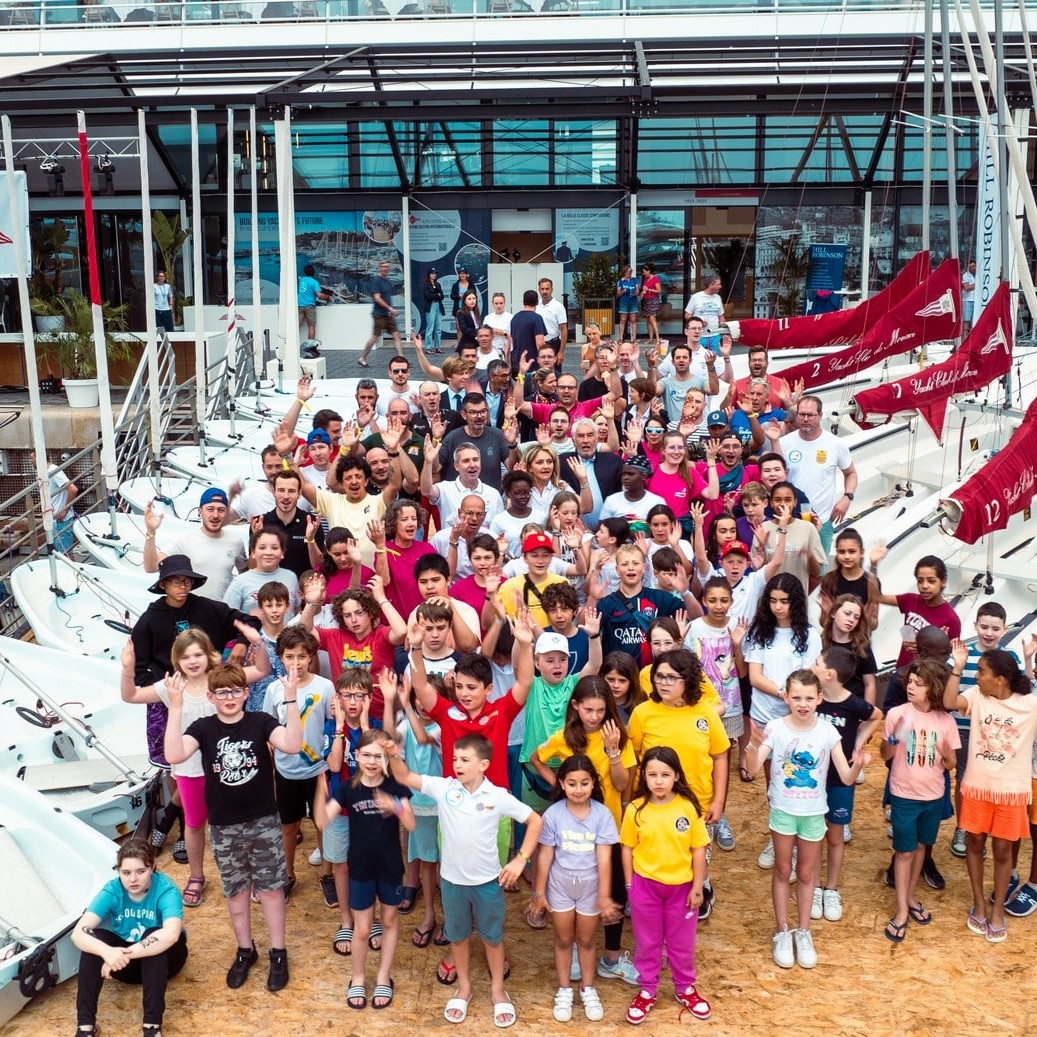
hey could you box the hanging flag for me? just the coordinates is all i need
[727,251,930,349]
[941,393,1037,545]
[776,258,961,390]
[973,130,1000,327]
[849,281,1012,441]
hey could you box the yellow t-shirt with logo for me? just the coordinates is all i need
[537,727,637,826]
[639,667,723,709]
[619,795,709,885]
[498,572,568,630]
[628,695,731,811]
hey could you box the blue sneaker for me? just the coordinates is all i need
[991,873,1022,905]
[1005,882,1037,917]
[596,952,639,986]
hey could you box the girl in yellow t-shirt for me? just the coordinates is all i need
[620,746,711,1025]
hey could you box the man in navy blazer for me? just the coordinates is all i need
[559,418,624,530]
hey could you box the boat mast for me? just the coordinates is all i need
[940,0,959,262]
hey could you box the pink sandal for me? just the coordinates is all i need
[182,876,205,908]
[626,990,656,1025]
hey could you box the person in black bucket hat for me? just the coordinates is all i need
[147,553,208,595]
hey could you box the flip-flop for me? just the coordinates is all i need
[433,927,451,947]
[368,922,384,951]
[347,983,367,1010]
[444,995,470,1023]
[524,904,547,929]
[436,959,458,985]
[493,994,517,1028]
[884,918,907,943]
[372,979,395,1009]
[967,908,989,936]
[412,925,434,949]
[397,885,421,915]
[739,764,754,783]
[908,903,932,926]
[357,358,369,368]
[333,927,353,956]
[986,920,1008,943]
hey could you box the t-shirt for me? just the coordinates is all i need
[185,710,280,826]
[223,566,300,616]
[825,640,878,699]
[536,297,568,341]
[313,624,395,722]
[314,488,386,566]
[686,617,743,717]
[731,374,786,412]
[510,309,549,371]
[483,309,513,354]
[598,489,667,524]
[628,697,730,810]
[660,375,708,423]
[153,281,175,311]
[262,675,334,779]
[86,871,183,943]
[647,467,707,521]
[521,674,579,763]
[420,775,533,885]
[157,526,248,601]
[884,703,960,801]
[727,568,768,624]
[428,690,523,789]
[763,715,842,816]
[438,426,510,492]
[959,686,1037,804]
[537,728,636,825]
[298,275,322,308]
[894,593,962,668]
[499,571,568,630]
[333,777,411,881]
[758,520,826,597]
[684,291,726,329]
[743,626,823,724]
[540,799,619,873]
[369,274,393,316]
[384,539,436,619]
[817,692,875,786]
[154,681,214,778]
[489,509,535,559]
[619,795,709,885]
[436,478,504,528]
[598,586,682,667]
[399,718,442,815]
[778,429,852,523]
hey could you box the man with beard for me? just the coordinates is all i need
[260,469,324,578]
[376,355,420,416]
[723,344,795,413]
[434,393,518,491]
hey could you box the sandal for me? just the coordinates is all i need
[357,358,369,368]
[626,989,656,1025]
[884,918,907,943]
[368,922,384,951]
[986,920,1008,943]
[436,959,458,985]
[967,908,989,936]
[908,902,932,926]
[524,903,547,929]
[412,925,434,949]
[738,763,754,783]
[333,927,353,956]
[182,876,205,908]
[397,885,420,915]
[372,979,395,1009]
[171,839,187,865]
[444,995,470,1023]
[433,926,451,947]
[493,993,516,1028]
[346,983,366,1010]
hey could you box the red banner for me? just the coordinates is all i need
[730,251,930,350]
[943,393,1037,545]
[849,281,1013,442]
[776,258,961,391]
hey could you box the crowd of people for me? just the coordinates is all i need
[71,284,1037,1034]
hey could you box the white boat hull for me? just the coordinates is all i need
[73,513,195,573]
[119,475,208,518]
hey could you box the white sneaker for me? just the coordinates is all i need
[308,846,322,867]
[715,815,735,851]
[580,985,604,1022]
[793,928,817,968]
[843,824,852,843]
[570,944,581,981]
[758,837,775,869]
[772,927,794,968]
[810,886,823,920]
[855,769,865,785]
[553,986,574,1023]
[823,888,843,922]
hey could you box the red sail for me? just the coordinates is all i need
[849,281,1012,443]
[776,258,961,391]
[731,251,930,349]
[943,394,1037,545]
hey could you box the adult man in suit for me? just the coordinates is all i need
[559,418,623,530]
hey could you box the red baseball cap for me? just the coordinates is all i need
[521,532,554,554]
[721,540,751,559]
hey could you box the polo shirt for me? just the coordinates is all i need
[428,689,523,789]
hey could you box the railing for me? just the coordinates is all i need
[0,0,1026,30]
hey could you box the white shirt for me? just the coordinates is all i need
[598,489,666,524]
[483,310,513,354]
[684,290,725,329]
[430,524,492,580]
[762,716,841,816]
[536,297,568,341]
[474,347,503,371]
[376,386,420,417]
[153,282,174,311]
[47,466,75,519]
[158,524,248,600]
[435,478,504,529]
[778,428,852,523]
[406,593,481,644]
[743,626,823,725]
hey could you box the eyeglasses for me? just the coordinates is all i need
[339,692,369,701]
[654,672,683,684]
[645,427,665,435]
[357,751,385,761]
[164,576,193,587]
[212,687,247,699]
[390,368,408,375]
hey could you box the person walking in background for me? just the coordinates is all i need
[297,264,329,341]
[359,260,402,367]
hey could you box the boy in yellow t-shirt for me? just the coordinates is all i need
[497,531,568,630]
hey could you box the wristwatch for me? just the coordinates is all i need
[844,492,855,501]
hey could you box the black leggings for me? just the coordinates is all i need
[603,841,628,953]
[76,928,188,1027]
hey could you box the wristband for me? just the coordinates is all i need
[387,451,400,457]
[283,700,297,704]
[281,458,290,471]
[304,538,315,544]
[144,532,155,540]
[518,850,531,865]
[588,632,601,640]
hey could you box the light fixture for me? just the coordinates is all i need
[40,157,65,196]
[96,154,114,173]
[39,158,64,175]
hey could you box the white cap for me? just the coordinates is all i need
[535,632,569,656]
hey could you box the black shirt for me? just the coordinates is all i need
[263,508,323,579]
[510,310,548,373]
[334,777,412,881]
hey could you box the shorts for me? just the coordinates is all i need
[299,304,316,323]
[825,783,855,826]
[769,807,826,842]
[408,814,440,863]
[1031,778,1037,825]
[545,863,601,915]
[618,298,639,315]
[440,877,506,944]
[274,772,320,826]
[722,711,745,741]
[964,299,975,322]
[174,774,208,829]
[209,814,288,898]
[373,314,398,335]
[321,814,350,864]
[959,792,1031,842]
[350,876,404,912]
[889,794,943,853]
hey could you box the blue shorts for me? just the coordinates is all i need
[618,298,639,314]
[350,876,404,912]
[825,784,856,826]
[889,794,943,853]
[321,814,350,865]
[407,814,440,864]
[440,877,505,944]
[964,299,975,322]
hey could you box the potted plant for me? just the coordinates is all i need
[570,250,618,337]
[29,219,72,333]
[35,289,137,408]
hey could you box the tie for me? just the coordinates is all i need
[453,393,462,411]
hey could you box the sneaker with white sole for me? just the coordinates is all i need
[772,927,794,969]
[553,986,574,1022]
[843,824,852,843]
[570,944,581,981]
[855,769,865,785]
[308,846,322,867]
[715,815,735,851]
[1005,882,1037,917]
[793,928,817,968]
[950,827,967,858]
[810,887,823,920]
[580,986,605,1022]
[823,887,843,922]
[758,837,775,869]
[597,952,640,985]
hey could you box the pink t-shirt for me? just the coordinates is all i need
[385,539,436,618]
[530,398,602,431]
[647,466,707,520]
[325,564,375,603]
[450,575,490,633]
[884,703,960,801]
[895,593,962,667]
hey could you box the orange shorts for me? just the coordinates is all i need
[1030,779,1037,826]
[960,792,1031,842]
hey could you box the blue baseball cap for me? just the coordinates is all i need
[199,487,229,507]
[307,428,332,445]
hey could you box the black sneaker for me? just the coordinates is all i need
[283,877,297,902]
[226,944,258,989]
[267,948,289,992]
[319,874,338,909]
[921,856,945,890]
[697,882,715,921]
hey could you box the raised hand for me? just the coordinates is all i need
[367,519,386,547]
[763,420,782,443]
[950,637,969,673]
[633,530,649,558]
[484,565,503,596]
[297,374,317,401]
[345,540,362,567]
[704,439,721,465]
[869,540,888,567]
[303,573,326,605]
[562,528,583,551]
[382,416,405,454]
[518,352,534,375]
[535,422,552,446]
[601,718,621,755]
[431,414,448,441]
[737,392,753,414]
[120,638,135,671]
[600,399,615,421]
[512,606,535,645]
[366,573,386,601]
[579,604,601,638]
[406,616,425,652]
[232,618,262,646]
[566,456,588,483]
[673,607,690,641]
[377,665,398,706]
[305,513,320,539]
[341,420,359,451]
[273,427,295,457]
[144,499,164,534]
[731,617,748,647]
